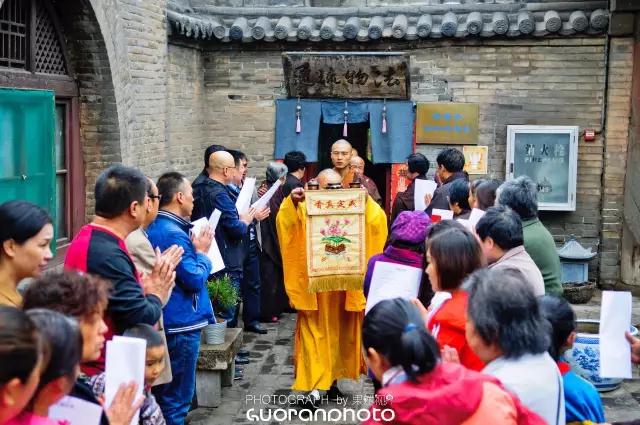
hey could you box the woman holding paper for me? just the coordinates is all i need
[363,211,433,306]
[22,271,142,425]
[422,221,485,371]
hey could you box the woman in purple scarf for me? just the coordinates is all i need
[364,211,433,307]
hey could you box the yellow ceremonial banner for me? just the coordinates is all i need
[305,189,367,293]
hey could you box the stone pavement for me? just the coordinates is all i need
[188,291,640,424]
[187,312,372,425]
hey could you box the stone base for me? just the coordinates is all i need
[196,370,222,408]
[195,328,243,408]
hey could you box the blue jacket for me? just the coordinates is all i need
[147,211,213,334]
[192,176,248,272]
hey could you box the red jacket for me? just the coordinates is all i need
[364,362,546,425]
[427,290,484,371]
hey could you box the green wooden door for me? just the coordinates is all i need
[0,88,56,235]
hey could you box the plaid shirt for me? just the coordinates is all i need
[89,373,166,425]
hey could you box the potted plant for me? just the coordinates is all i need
[203,274,238,344]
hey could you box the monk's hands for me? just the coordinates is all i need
[254,206,270,222]
[626,331,640,364]
[240,207,257,225]
[192,224,214,254]
[291,187,305,206]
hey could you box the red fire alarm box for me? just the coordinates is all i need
[584,129,595,142]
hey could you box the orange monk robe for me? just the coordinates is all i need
[276,195,388,391]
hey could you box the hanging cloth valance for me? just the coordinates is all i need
[274,99,414,164]
[274,99,322,161]
[320,101,369,124]
[369,100,414,164]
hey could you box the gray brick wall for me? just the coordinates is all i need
[601,37,634,285]
[166,43,209,179]
[197,37,617,281]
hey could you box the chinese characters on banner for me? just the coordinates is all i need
[282,52,410,99]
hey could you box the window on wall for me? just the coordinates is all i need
[55,102,68,242]
[0,0,68,74]
[0,0,83,256]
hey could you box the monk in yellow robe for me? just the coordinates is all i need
[276,169,387,400]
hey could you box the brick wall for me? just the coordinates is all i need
[202,38,611,279]
[87,0,169,177]
[166,43,209,179]
[602,38,634,285]
[203,49,286,177]
[58,1,122,219]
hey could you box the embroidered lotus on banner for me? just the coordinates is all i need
[305,189,367,293]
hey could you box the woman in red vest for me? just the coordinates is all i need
[423,221,485,371]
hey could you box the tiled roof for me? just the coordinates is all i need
[167,1,609,42]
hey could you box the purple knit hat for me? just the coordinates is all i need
[390,211,432,244]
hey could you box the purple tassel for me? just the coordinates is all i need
[382,100,387,134]
[343,102,349,137]
[295,100,302,134]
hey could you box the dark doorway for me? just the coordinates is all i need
[316,120,390,213]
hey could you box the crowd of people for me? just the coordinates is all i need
[1,141,639,425]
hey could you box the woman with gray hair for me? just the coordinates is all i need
[259,162,290,322]
[265,162,288,184]
[463,268,565,425]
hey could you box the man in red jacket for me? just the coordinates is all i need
[64,164,176,374]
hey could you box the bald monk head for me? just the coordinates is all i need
[316,169,342,189]
[330,139,353,178]
[349,156,366,177]
[208,151,237,185]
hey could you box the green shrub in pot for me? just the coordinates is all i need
[206,274,238,312]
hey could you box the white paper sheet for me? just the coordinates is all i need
[365,262,423,314]
[235,178,256,214]
[190,217,225,273]
[49,395,102,425]
[105,337,146,425]
[251,179,282,211]
[431,208,454,220]
[468,208,486,228]
[457,218,473,231]
[208,209,222,230]
[414,179,438,211]
[191,217,208,236]
[599,290,632,379]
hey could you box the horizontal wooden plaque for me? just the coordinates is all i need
[283,52,410,99]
